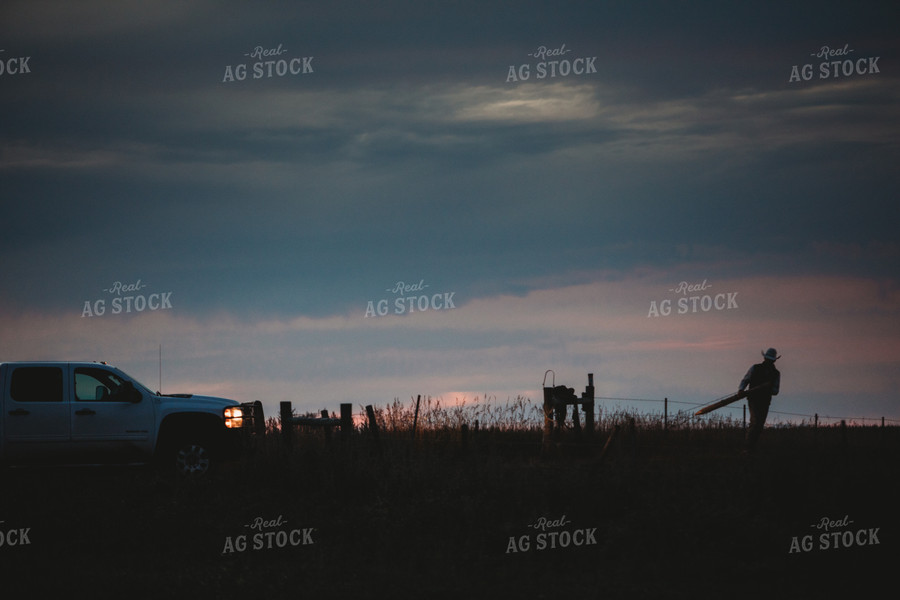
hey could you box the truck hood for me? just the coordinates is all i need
[158,393,240,407]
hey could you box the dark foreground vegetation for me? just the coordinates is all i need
[2,398,898,600]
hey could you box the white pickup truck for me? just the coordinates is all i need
[0,361,263,475]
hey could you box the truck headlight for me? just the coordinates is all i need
[224,407,244,428]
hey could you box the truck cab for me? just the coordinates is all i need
[0,361,263,475]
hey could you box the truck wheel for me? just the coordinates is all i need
[174,442,212,476]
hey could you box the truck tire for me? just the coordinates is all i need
[173,441,212,477]
[156,414,226,477]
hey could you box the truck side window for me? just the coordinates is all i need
[9,367,64,402]
[74,367,129,402]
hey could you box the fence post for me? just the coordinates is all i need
[412,394,421,440]
[252,400,266,436]
[366,405,382,454]
[810,413,817,448]
[280,401,293,448]
[664,397,668,432]
[583,373,595,437]
[340,403,353,442]
[554,392,567,434]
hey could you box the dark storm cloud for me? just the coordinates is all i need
[2,0,898,319]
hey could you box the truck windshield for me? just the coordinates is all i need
[109,366,155,396]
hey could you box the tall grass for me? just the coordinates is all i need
[275,394,896,463]
[361,394,746,435]
[370,395,543,433]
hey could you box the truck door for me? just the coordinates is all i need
[2,364,71,459]
[69,365,156,461]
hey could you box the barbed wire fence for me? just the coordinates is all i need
[327,394,900,437]
[594,395,900,428]
[276,394,899,460]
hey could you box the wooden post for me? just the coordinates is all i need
[813,413,819,448]
[340,403,352,442]
[554,392,566,433]
[366,405,381,454]
[662,397,667,431]
[250,400,265,436]
[412,394,421,440]
[583,373,595,437]
[280,401,293,448]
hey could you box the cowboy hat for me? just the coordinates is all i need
[762,348,780,361]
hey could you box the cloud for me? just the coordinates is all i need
[3,266,896,421]
[1,1,898,427]
[2,0,211,42]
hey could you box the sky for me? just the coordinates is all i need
[1,0,898,425]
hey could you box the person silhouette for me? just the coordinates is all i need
[739,348,781,454]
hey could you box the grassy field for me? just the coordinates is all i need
[2,398,897,599]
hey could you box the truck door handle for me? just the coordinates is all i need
[75,408,97,416]
[8,408,30,416]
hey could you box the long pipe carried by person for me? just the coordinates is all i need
[694,384,767,416]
